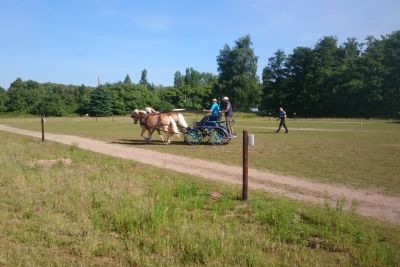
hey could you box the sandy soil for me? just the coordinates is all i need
[1,124,399,224]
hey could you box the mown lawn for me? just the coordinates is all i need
[2,115,400,195]
[0,131,399,266]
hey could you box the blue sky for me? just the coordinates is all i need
[0,0,399,89]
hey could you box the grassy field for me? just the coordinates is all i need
[0,130,400,266]
[1,114,400,196]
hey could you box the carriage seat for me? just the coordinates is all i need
[198,115,219,127]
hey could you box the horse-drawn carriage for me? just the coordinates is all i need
[184,115,233,145]
[131,109,233,145]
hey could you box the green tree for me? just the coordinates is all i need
[357,36,386,117]
[182,67,202,109]
[284,47,315,116]
[75,84,92,115]
[217,35,261,110]
[5,78,43,113]
[312,36,340,115]
[381,31,400,117]
[32,93,66,116]
[169,68,217,110]
[40,83,79,114]
[174,71,184,88]
[88,86,113,116]
[157,86,180,108]
[106,85,127,115]
[139,69,148,86]
[156,101,174,112]
[0,86,7,112]
[123,75,132,84]
[261,49,288,113]
[201,72,218,108]
[108,82,160,112]
[333,38,364,116]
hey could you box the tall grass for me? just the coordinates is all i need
[0,131,399,266]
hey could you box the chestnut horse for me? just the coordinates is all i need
[131,109,184,144]
[131,108,188,142]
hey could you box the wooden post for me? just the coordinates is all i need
[242,130,248,200]
[41,115,45,142]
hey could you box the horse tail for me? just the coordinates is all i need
[177,113,188,128]
[168,116,179,134]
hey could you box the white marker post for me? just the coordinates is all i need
[248,134,255,146]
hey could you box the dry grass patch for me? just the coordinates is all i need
[27,158,72,168]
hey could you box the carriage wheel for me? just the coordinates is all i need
[210,128,229,145]
[200,128,211,142]
[185,129,202,145]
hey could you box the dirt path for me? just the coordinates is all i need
[1,124,400,224]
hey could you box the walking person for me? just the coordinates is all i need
[221,96,235,136]
[276,107,288,133]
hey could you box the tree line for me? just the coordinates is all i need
[0,31,399,118]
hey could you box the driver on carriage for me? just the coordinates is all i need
[203,98,220,121]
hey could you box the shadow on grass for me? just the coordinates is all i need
[110,139,218,146]
[386,121,400,124]
[251,131,276,134]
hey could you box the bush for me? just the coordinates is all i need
[156,101,175,112]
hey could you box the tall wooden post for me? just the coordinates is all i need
[41,115,45,142]
[242,130,248,200]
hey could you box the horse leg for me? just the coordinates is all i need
[166,129,175,145]
[161,126,170,145]
[157,129,164,142]
[140,126,149,142]
[147,129,156,143]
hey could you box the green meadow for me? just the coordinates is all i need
[2,114,400,195]
[0,131,399,266]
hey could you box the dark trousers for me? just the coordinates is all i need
[209,115,219,121]
[277,119,288,132]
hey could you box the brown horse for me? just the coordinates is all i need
[131,108,188,142]
[131,109,181,144]
[143,107,188,131]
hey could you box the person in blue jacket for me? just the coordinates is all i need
[203,98,220,121]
